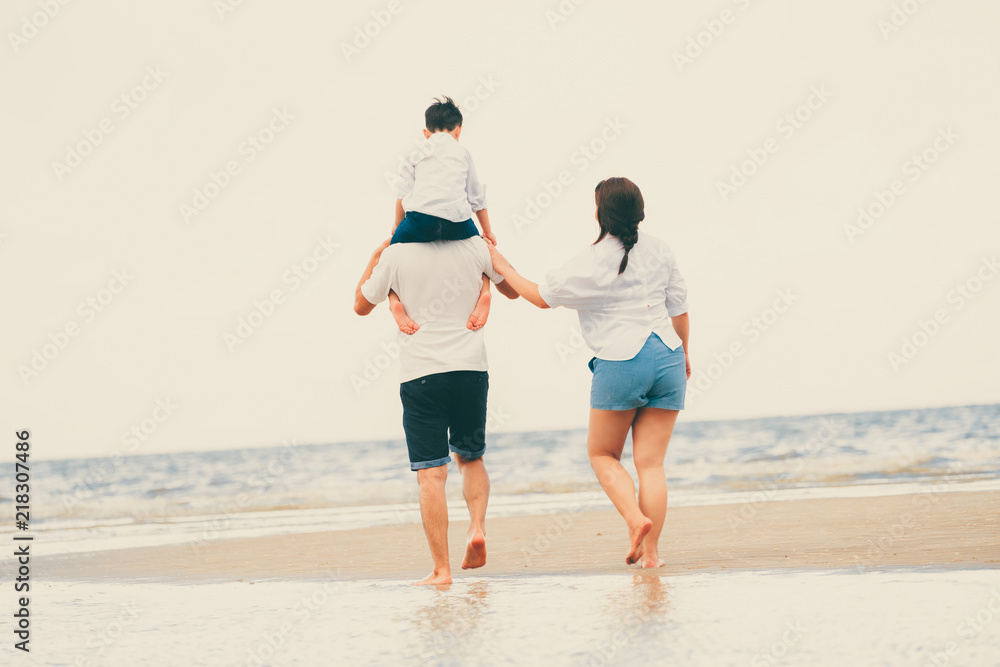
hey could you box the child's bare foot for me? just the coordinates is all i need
[467,290,491,331]
[391,300,419,335]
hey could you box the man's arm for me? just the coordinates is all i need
[495,277,520,300]
[354,240,391,316]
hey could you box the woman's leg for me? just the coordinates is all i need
[587,408,652,564]
[630,407,680,568]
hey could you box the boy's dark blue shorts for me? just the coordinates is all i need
[390,211,479,244]
[399,370,489,470]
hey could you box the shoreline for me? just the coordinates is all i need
[39,490,1000,583]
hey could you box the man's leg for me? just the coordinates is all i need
[455,454,489,569]
[401,374,454,586]
[448,371,491,570]
[414,464,452,586]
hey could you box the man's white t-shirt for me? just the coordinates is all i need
[360,237,505,383]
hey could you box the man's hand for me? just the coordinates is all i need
[685,353,691,379]
[372,238,390,261]
[354,239,392,316]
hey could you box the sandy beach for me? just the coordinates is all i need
[42,490,1000,582]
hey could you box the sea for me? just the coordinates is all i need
[1,403,998,666]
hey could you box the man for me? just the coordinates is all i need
[354,236,519,585]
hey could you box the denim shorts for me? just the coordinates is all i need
[588,333,686,411]
[390,211,479,244]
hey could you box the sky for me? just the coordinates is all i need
[2,0,999,460]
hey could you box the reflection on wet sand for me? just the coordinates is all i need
[410,580,496,662]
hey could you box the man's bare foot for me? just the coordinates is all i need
[466,290,491,331]
[641,557,665,568]
[412,570,452,586]
[462,529,487,569]
[625,517,653,565]
[391,300,420,335]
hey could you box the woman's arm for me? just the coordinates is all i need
[486,242,550,309]
[671,312,691,378]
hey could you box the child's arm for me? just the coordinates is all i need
[391,199,405,234]
[475,208,496,246]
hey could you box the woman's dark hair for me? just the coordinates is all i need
[425,96,463,132]
[594,177,644,274]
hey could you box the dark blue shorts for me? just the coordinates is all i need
[390,211,478,244]
[399,371,489,470]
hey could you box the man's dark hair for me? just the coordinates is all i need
[425,96,463,132]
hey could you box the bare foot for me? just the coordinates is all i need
[391,300,420,335]
[625,517,653,565]
[462,529,487,570]
[466,290,491,331]
[412,570,452,586]
[641,557,665,568]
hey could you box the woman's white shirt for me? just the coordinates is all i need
[538,232,688,360]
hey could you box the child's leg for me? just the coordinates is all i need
[388,289,420,335]
[466,275,492,331]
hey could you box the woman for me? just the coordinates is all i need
[487,177,690,568]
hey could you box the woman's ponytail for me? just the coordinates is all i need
[593,178,645,275]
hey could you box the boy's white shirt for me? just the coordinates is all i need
[392,132,487,222]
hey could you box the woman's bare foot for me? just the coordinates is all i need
[466,290,491,331]
[640,557,666,568]
[462,529,487,569]
[391,300,420,335]
[625,517,653,565]
[412,569,452,586]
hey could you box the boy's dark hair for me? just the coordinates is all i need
[425,96,463,132]
[594,177,645,275]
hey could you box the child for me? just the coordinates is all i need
[387,96,496,335]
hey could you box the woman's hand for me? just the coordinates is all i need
[485,237,512,275]
[685,353,691,379]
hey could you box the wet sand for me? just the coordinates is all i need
[42,491,1000,582]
